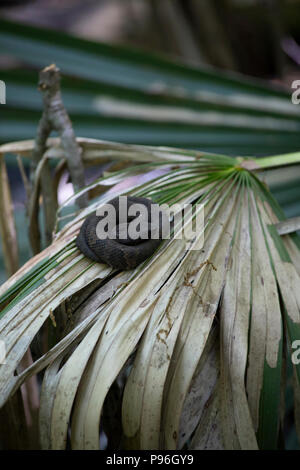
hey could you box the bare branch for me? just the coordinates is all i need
[29,64,88,254]
[38,64,88,208]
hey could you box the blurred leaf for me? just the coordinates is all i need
[0,19,300,156]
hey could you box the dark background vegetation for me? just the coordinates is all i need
[2,0,300,82]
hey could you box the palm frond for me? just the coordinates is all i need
[0,139,299,449]
[1,19,300,156]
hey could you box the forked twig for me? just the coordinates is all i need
[29,63,87,254]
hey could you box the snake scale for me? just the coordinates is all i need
[76,196,164,270]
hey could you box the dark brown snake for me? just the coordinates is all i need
[76,196,164,270]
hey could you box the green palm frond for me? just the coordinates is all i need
[1,18,300,156]
[0,140,299,450]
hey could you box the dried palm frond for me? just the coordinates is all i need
[0,139,299,450]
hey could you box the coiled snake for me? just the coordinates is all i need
[76,196,164,270]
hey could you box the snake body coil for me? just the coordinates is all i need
[76,196,164,270]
